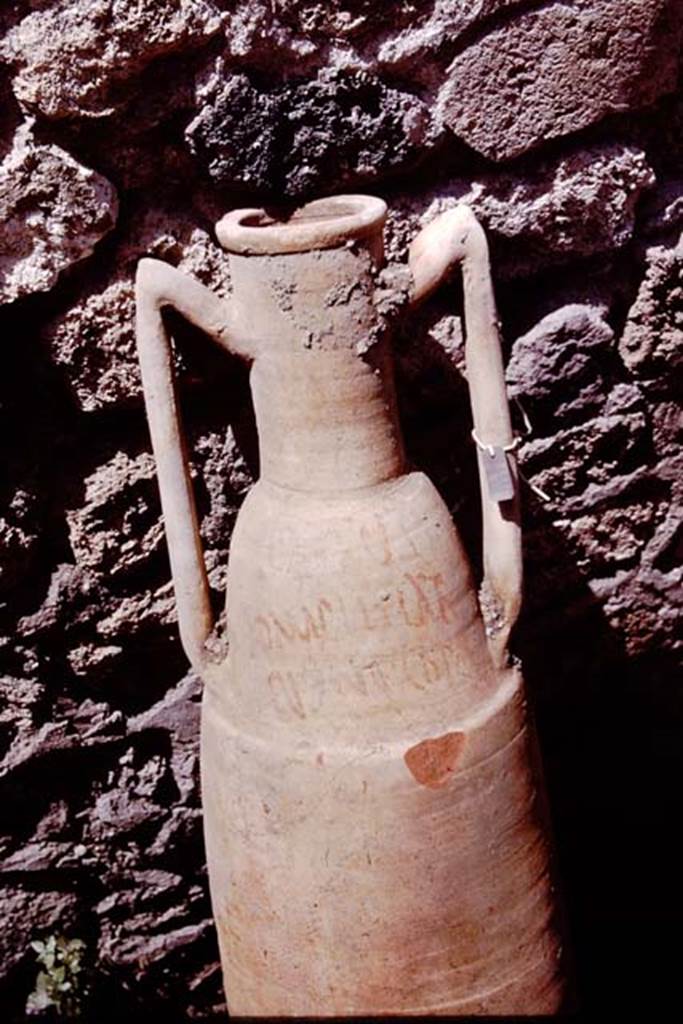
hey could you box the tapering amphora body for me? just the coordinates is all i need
[135,196,567,1016]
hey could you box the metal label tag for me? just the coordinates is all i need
[480,446,514,502]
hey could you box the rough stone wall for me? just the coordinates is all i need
[0,1,681,1018]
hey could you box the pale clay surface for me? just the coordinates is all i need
[134,198,564,1014]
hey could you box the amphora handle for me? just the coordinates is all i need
[408,207,522,667]
[135,259,253,672]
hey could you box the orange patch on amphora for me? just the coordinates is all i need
[404,731,466,788]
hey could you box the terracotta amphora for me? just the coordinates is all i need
[135,195,567,1016]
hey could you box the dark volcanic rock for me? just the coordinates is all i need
[187,65,437,198]
[619,234,683,376]
[506,304,614,425]
[0,887,80,975]
[0,487,40,596]
[518,383,650,510]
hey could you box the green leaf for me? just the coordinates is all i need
[26,971,53,1013]
[27,932,90,1018]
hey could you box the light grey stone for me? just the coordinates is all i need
[619,234,683,375]
[436,0,683,160]
[408,144,655,279]
[0,126,117,304]
[45,209,231,411]
[506,304,613,423]
[2,0,223,120]
[66,451,164,578]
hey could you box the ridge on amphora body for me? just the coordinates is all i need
[134,193,570,1016]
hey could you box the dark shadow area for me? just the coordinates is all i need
[518,530,683,1019]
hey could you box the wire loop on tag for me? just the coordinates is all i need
[519,472,551,503]
[471,429,523,457]
[512,395,533,437]
[470,400,552,503]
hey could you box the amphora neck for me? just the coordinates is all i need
[250,343,405,492]
[218,195,406,492]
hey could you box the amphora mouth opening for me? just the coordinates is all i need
[216,194,387,255]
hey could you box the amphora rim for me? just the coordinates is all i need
[216,194,387,255]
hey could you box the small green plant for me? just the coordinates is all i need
[26,935,89,1019]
